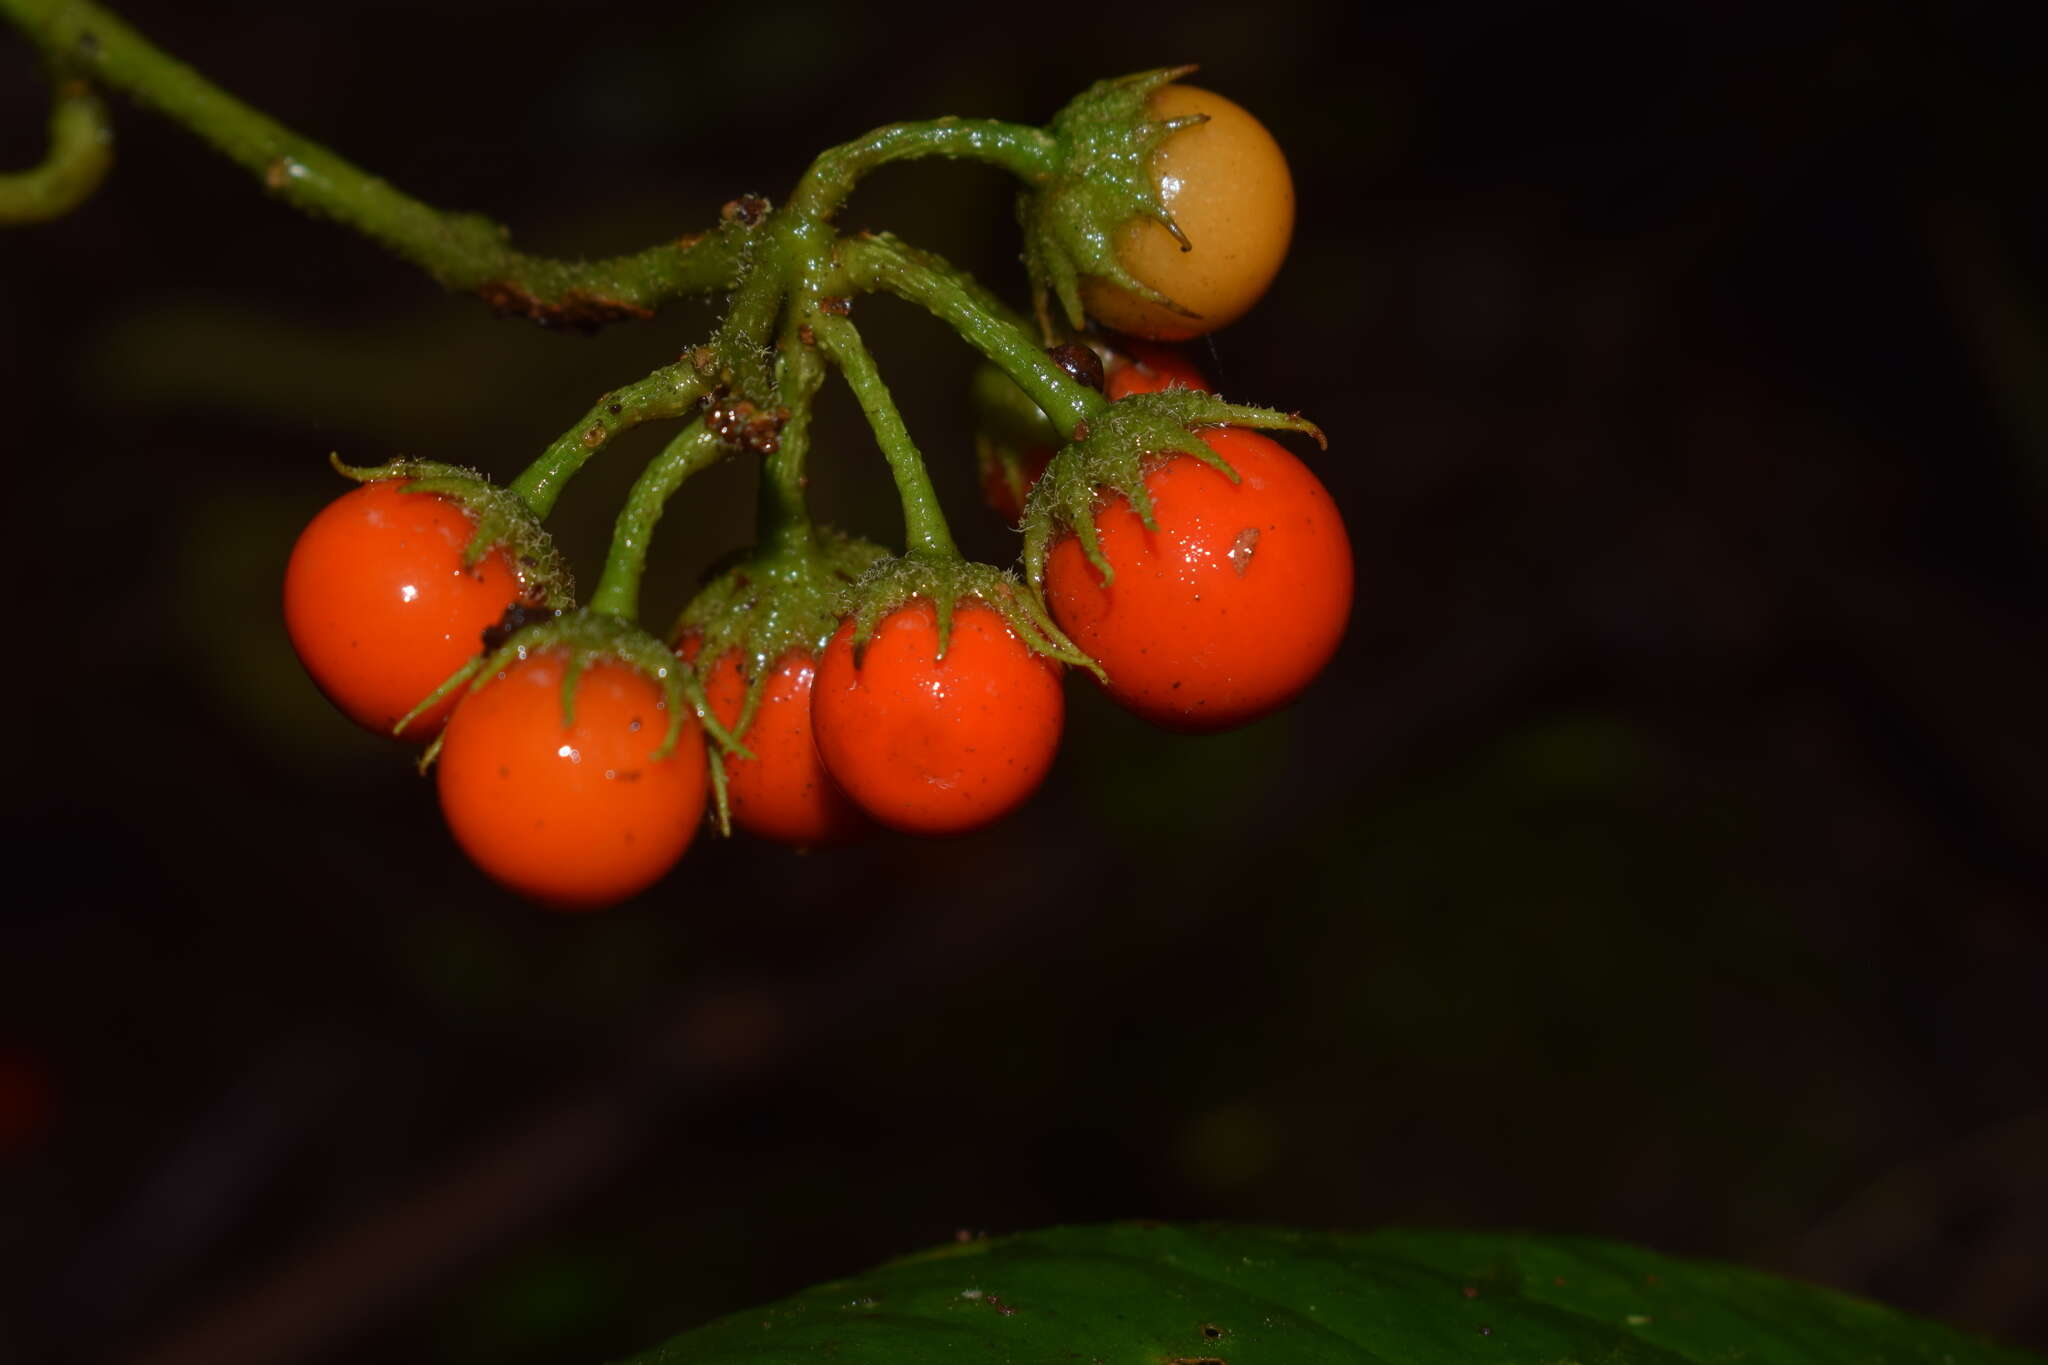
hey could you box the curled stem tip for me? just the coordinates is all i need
[0,77,113,225]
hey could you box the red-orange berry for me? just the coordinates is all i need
[1045,428,1350,732]
[284,480,528,740]
[811,600,1064,835]
[437,652,707,910]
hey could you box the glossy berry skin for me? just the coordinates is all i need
[1045,427,1351,733]
[284,480,527,740]
[702,648,871,848]
[1082,84,1295,341]
[1104,341,1210,401]
[436,652,707,910]
[812,600,1064,836]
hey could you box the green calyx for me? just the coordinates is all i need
[1020,389,1326,592]
[413,607,738,779]
[840,551,1101,679]
[1020,65,1203,339]
[330,454,575,609]
[671,529,888,836]
[672,527,889,735]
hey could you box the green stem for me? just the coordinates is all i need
[588,421,726,620]
[0,76,112,223]
[844,234,1106,438]
[710,214,796,401]
[788,118,1055,224]
[711,117,1054,397]
[815,314,958,560]
[0,0,742,323]
[755,316,829,560]
[509,362,709,517]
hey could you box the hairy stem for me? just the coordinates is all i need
[0,0,742,323]
[815,315,958,560]
[756,315,830,560]
[845,234,1106,438]
[588,422,726,620]
[510,363,710,518]
[709,211,798,403]
[787,118,1055,224]
[710,116,1054,397]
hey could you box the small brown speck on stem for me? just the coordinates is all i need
[720,194,769,227]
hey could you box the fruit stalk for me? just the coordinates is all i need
[845,235,1106,439]
[813,314,958,560]
[510,363,712,518]
[588,421,727,621]
[785,118,1056,223]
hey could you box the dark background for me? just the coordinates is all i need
[2,2,2043,1362]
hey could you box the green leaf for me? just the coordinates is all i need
[614,1223,2033,1365]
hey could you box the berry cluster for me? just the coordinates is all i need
[279,75,1351,910]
